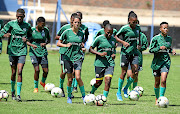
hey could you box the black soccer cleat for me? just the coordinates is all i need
[16,95,22,102]
[12,91,16,100]
[61,88,65,97]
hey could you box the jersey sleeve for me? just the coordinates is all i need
[27,25,32,40]
[113,28,117,35]
[0,22,11,38]
[116,27,124,38]
[94,31,101,39]
[140,33,148,52]
[91,36,100,48]
[149,37,160,53]
[59,30,67,42]
[57,26,65,36]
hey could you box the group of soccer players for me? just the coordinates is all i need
[0,8,176,105]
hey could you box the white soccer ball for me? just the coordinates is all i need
[157,96,169,108]
[0,90,9,101]
[84,94,96,105]
[51,87,62,98]
[45,83,55,92]
[128,90,140,101]
[90,78,96,86]
[94,94,107,106]
[134,86,144,96]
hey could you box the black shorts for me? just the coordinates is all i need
[30,55,48,68]
[120,54,138,67]
[127,63,143,71]
[9,55,26,66]
[95,66,114,80]
[59,54,65,65]
[152,65,169,77]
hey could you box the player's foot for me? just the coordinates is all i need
[40,81,46,88]
[116,92,123,101]
[155,98,158,105]
[82,96,85,104]
[71,93,74,98]
[67,97,72,104]
[16,95,22,102]
[123,88,128,98]
[73,87,78,93]
[61,88,65,97]
[12,91,16,100]
[33,88,38,93]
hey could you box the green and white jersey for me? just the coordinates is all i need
[0,20,32,56]
[0,20,3,47]
[137,32,148,66]
[29,27,50,57]
[94,28,117,39]
[60,28,84,62]
[91,35,117,67]
[149,33,172,70]
[116,24,141,55]
[57,24,71,54]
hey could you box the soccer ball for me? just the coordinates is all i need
[134,86,144,96]
[94,94,107,106]
[128,90,140,101]
[51,87,62,98]
[45,83,55,92]
[0,90,9,101]
[90,78,96,86]
[157,96,169,108]
[84,94,96,105]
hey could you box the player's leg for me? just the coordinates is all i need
[160,66,169,97]
[90,67,104,94]
[127,63,132,91]
[72,71,78,93]
[40,56,48,88]
[9,56,17,100]
[16,55,26,102]
[153,69,161,105]
[133,71,138,89]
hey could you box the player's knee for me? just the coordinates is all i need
[75,76,81,81]
[161,80,166,85]
[35,69,40,74]
[43,69,48,75]
[155,81,160,87]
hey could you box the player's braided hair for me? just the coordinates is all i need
[128,11,137,21]
[103,20,110,27]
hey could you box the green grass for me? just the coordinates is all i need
[0,40,180,114]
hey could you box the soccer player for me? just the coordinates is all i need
[0,8,32,102]
[115,11,141,101]
[0,19,4,54]
[94,20,117,39]
[149,22,176,105]
[89,24,117,99]
[57,16,86,104]
[26,17,50,93]
[55,13,77,97]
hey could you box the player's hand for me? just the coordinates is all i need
[123,42,130,48]
[22,37,27,43]
[40,43,46,47]
[66,43,72,47]
[82,48,86,52]
[111,54,116,59]
[32,44,37,49]
[99,52,107,57]
[160,46,166,50]
[172,50,176,55]
[3,33,11,38]
[137,45,141,50]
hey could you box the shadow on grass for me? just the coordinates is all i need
[110,87,118,89]
[143,94,155,96]
[0,83,11,85]
[23,99,54,102]
[109,103,136,106]
[138,100,153,102]
[169,105,180,107]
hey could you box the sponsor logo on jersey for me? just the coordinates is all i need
[23,28,26,31]
[136,30,139,34]
[42,30,45,37]
[112,41,115,45]
[78,36,82,40]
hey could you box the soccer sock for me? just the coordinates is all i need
[59,78,64,88]
[117,78,124,94]
[133,82,137,89]
[41,77,47,83]
[74,78,78,88]
[34,80,38,88]
[154,87,160,99]
[90,85,97,94]
[79,85,85,97]
[160,86,166,97]
[11,80,15,92]
[71,78,75,87]
[124,77,134,89]
[67,86,72,98]
[103,90,109,98]
[127,78,131,90]
[17,82,22,96]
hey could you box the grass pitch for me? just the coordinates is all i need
[0,40,180,114]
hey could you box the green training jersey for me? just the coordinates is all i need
[91,35,117,67]
[29,27,50,57]
[149,33,172,70]
[57,24,71,54]
[137,32,148,66]
[0,20,32,56]
[79,24,89,42]
[60,28,84,62]
[116,24,141,55]
[94,28,117,39]
[0,20,4,53]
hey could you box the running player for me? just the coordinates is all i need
[26,17,50,93]
[55,13,77,97]
[89,24,117,99]
[149,22,176,105]
[0,19,4,54]
[115,11,141,101]
[0,8,32,102]
[57,16,86,104]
